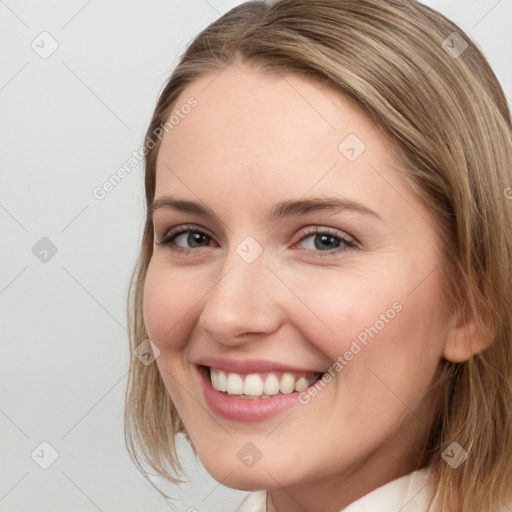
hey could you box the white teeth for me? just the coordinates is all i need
[279,373,295,394]
[263,374,280,396]
[226,373,244,394]
[217,370,227,392]
[244,374,264,396]
[210,369,219,389]
[209,368,320,397]
[294,376,309,392]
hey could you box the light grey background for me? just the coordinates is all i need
[1,1,510,511]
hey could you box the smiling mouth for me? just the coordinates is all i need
[203,365,323,399]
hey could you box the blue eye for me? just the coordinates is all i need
[297,228,355,253]
[172,231,210,248]
[302,233,353,251]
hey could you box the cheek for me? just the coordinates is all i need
[335,274,448,406]
[283,265,406,361]
[290,262,447,387]
[142,262,201,412]
[142,261,197,353]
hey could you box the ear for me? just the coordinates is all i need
[443,299,494,363]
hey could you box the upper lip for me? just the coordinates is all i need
[194,356,324,375]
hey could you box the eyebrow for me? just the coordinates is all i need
[150,194,382,223]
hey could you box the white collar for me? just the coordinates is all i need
[234,467,433,512]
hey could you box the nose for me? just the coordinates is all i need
[198,247,285,346]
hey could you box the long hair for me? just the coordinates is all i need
[124,1,512,510]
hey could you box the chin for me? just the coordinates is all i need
[202,460,284,492]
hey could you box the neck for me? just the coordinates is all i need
[265,424,430,512]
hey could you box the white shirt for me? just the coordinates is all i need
[234,467,434,512]
[234,466,512,512]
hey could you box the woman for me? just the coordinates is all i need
[124,1,512,510]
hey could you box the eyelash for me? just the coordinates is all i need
[155,223,356,259]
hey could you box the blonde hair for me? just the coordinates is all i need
[124,1,512,510]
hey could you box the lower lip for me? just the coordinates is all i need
[198,365,309,422]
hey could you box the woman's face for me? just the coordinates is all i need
[143,64,452,499]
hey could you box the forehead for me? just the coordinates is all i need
[158,64,382,159]
[152,64,429,232]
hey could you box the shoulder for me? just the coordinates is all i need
[234,490,267,512]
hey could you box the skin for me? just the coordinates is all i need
[143,63,478,512]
